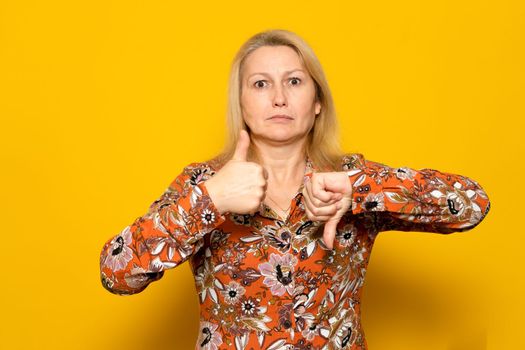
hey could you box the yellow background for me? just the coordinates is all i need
[1,0,522,349]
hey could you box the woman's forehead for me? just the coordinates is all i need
[243,46,304,75]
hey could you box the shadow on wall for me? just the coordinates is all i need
[361,250,487,350]
[448,330,487,350]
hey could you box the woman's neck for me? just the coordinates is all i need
[251,138,307,185]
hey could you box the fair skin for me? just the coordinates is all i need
[205,45,353,249]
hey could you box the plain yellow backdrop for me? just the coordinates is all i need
[1,0,522,349]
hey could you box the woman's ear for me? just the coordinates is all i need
[315,101,321,116]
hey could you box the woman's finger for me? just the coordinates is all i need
[304,205,333,222]
[306,178,336,207]
[311,175,333,202]
[303,187,341,219]
[310,200,340,217]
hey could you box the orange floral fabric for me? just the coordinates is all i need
[99,153,491,350]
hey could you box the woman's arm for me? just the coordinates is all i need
[344,154,491,233]
[99,162,226,295]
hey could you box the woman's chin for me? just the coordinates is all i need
[262,132,304,144]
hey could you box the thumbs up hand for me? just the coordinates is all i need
[204,129,268,215]
[302,172,353,249]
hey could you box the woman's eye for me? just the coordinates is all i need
[253,77,301,88]
[289,77,301,85]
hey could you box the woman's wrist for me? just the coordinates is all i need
[203,178,226,215]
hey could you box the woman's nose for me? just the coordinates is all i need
[272,87,287,107]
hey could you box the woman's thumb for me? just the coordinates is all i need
[322,197,351,249]
[232,129,250,161]
[322,219,339,249]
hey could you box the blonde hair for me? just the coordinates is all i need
[210,29,344,172]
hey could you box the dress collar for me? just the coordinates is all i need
[305,154,315,176]
[296,154,316,198]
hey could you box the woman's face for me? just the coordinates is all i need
[240,45,321,146]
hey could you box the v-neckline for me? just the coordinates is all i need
[260,195,299,223]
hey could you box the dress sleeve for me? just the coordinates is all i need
[99,162,226,295]
[344,153,491,233]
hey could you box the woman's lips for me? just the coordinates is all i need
[269,116,293,122]
[269,115,293,121]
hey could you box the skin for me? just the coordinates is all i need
[205,45,353,249]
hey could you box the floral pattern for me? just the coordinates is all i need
[100,153,491,349]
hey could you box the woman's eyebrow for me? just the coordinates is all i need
[247,69,305,79]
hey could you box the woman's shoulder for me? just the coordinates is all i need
[165,160,220,190]
[340,152,398,172]
[340,152,366,170]
[180,159,219,181]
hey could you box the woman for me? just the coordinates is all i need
[99,29,491,350]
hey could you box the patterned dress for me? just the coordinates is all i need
[99,153,491,350]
